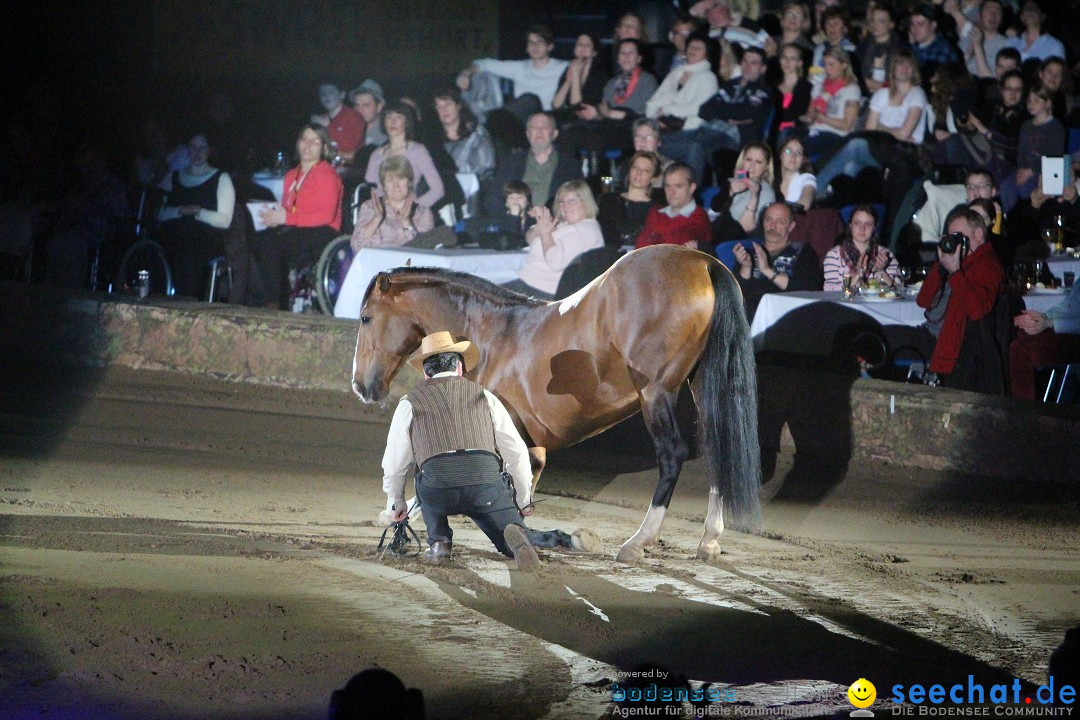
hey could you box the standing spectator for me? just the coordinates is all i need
[503,179,603,299]
[731,200,823,319]
[822,204,901,291]
[154,132,236,298]
[250,124,343,310]
[311,82,366,164]
[1005,1,1066,63]
[364,101,445,211]
[636,163,711,250]
[907,4,960,84]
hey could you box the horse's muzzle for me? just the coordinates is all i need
[352,377,388,403]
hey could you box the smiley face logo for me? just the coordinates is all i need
[848,678,877,708]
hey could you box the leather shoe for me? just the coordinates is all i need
[423,540,452,563]
[503,524,541,571]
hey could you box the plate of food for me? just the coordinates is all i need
[858,290,904,302]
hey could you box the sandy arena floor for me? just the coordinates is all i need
[1,366,1077,720]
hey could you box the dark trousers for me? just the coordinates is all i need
[155,218,226,299]
[416,477,524,557]
[249,225,338,308]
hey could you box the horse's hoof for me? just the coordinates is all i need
[571,528,602,553]
[696,543,722,562]
[616,543,645,564]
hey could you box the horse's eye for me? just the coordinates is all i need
[360,316,371,325]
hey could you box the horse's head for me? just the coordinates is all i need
[351,272,424,403]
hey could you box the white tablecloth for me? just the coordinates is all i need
[1048,256,1080,283]
[334,246,528,319]
[751,290,1065,355]
[252,172,284,202]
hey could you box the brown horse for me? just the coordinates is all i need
[350,244,760,562]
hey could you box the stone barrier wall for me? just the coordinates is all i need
[3,283,1076,482]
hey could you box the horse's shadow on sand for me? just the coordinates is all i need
[429,563,1031,698]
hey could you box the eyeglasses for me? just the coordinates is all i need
[635,133,659,141]
[965,182,992,190]
[783,147,804,155]
[558,196,583,206]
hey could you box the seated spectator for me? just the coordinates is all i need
[645,35,720,136]
[364,101,445,211]
[618,118,675,191]
[927,63,978,150]
[432,87,496,180]
[775,43,812,142]
[311,82,366,164]
[815,50,926,194]
[1006,1,1065,63]
[658,14,703,78]
[552,33,607,122]
[710,141,777,245]
[482,112,581,219]
[458,24,569,117]
[502,179,603,299]
[598,151,664,246]
[349,80,387,149]
[856,4,905,94]
[635,163,711,250]
[731,200,823,319]
[998,85,1065,213]
[947,0,1007,80]
[490,180,536,242]
[249,124,343,310]
[822,204,901,291]
[776,136,816,209]
[133,120,187,191]
[798,46,861,162]
[1010,280,1080,400]
[154,131,236,298]
[938,69,1027,172]
[1037,57,1074,121]
[559,39,659,157]
[350,156,434,251]
[906,4,960,84]
[610,11,653,72]
[690,0,770,50]
[45,144,128,289]
[810,6,857,71]
[662,45,774,183]
[915,205,1006,391]
[765,2,814,63]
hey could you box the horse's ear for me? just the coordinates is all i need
[377,273,391,292]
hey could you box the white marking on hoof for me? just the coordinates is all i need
[616,505,666,563]
[697,489,724,560]
[570,528,602,552]
[616,542,645,564]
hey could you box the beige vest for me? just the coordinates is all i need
[407,376,499,467]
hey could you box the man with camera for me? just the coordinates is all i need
[916,205,1006,391]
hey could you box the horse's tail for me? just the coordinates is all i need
[698,263,762,531]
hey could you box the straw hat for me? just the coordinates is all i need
[407,331,480,372]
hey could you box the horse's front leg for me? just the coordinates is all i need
[527,446,546,498]
[617,385,689,564]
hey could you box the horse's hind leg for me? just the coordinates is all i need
[698,487,725,560]
[616,385,689,564]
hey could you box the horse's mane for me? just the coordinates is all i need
[362,266,547,307]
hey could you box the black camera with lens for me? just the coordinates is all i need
[939,231,969,255]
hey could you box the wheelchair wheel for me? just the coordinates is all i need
[314,234,353,315]
[115,239,174,297]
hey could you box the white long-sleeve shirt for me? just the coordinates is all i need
[157,169,235,229]
[475,57,569,110]
[645,60,720,131]
[381,372,533,510]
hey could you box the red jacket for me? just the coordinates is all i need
[327,106,367,153]
[635,205,711,249]
[916,242,1004,374]
[282,161,343,231]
